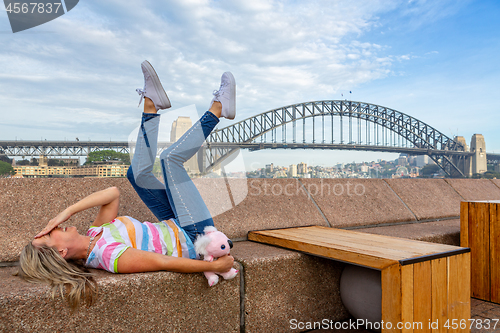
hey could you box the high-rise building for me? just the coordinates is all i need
[288,164,297,177]
[170,117,199,174]
[297,162,307,174]
[397,154,408,166]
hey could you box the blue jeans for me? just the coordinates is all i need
[127,111,219,243]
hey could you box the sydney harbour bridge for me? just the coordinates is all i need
[2,100,499,177]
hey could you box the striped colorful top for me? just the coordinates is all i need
[85,216,196,273]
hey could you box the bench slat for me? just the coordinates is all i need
[249,226,471,333]
[249,229,397,270]
[296,227,458,258]
[269,228,422,258]
[249,226,466,269]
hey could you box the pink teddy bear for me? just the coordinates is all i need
[194,226,238,287]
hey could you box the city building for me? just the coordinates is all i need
[288,164,297,177]
[297,162,307,174]
[13,164,129,178]
[397,154,408,166]
[416,155,433,168]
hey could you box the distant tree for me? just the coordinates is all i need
[48,159,66,166]
[472,171,500,179]
[17,159,30,166]
[0,161,15,176]
[420,164,440,178]
[0,150,11,164]
[85,150,130,165]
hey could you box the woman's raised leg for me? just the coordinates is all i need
[128,64,236,242]
[160,72,236,242]
[127,61,175,222]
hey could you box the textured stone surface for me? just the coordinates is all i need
[384,179,463,220]
[211,179,328,239]
[310,326,372,333]
[231,241,349,333]
[445,178,500,201]
[300,179,416,228]
[491,179,500,191]
[0,178,158,262]
[0,178,327,262]
[353,219,461,246]
[0,265,240,332]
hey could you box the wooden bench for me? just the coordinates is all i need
[249,226,471,333]
[461,200,500,303]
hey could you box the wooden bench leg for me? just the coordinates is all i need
[381,253,470,333]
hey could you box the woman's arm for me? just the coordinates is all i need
[35,187,120,238]
[116,247,235,274]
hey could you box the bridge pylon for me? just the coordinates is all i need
[470,134,487,175]
[452,136,471,177]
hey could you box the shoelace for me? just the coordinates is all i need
[136,87,146,107]
[212,80,229,100]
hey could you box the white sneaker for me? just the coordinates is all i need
[136,60,171,111]
[210,72,236,119]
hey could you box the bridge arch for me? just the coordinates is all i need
[205,100,469,177]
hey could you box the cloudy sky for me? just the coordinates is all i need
[1,0,499,170]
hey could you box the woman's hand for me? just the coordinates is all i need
[33,187,120,239]
[212,254,235,273]
[34,208,72,239]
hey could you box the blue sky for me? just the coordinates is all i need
[1,0,499,170]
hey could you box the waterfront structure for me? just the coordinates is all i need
[13,163,128,178]
[3,100,498,177]
[206,100,485,177]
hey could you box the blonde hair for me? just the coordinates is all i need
[16,243,98,311]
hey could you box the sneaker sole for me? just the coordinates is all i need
[142,60,171,109]
[223,71,236,120]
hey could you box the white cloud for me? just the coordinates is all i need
[1,0,497,157]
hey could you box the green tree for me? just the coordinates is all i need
[17,159,30,166]
[48,159,66,166]
[472,171,500,179]
[0,150,11,164]
[85,150,130,165]
[0,161,15,176]
[420,164,440,178]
